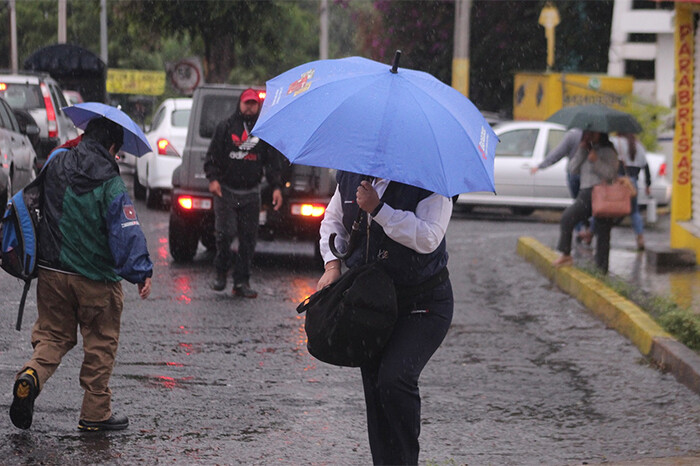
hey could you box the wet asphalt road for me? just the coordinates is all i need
[1,186,699,465]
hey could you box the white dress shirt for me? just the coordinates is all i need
[319,178,453,265]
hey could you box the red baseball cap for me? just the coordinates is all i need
[240,88,261,104]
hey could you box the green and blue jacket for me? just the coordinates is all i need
[38,139,153,283]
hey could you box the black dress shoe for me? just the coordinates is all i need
[211,270,227,291]
[10,368,39,430]
[78,413,129,432]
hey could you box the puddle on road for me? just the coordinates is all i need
[121,373,225,389]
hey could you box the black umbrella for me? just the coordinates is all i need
[547,104,642,134]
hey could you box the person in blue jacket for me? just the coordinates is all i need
[317,171,453,465]
[10,117,153,432]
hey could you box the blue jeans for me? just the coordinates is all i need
[628,177,644,235]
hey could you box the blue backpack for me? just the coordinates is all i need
[1,148,66,330]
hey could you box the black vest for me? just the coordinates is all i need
[336,171,448,287]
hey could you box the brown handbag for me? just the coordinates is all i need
[591,177,635,218]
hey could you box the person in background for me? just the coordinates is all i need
[531,128,591,242]
[204,88,284,298]
[612,133,651,251]
[317,172,453,465]
[10,117,153,432]
[553,131,619,273]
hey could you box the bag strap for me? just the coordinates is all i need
[15,279,31,331]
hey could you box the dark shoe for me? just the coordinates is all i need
[78,413,129,432]
[233,283,257,299]
[10,368,39,430]
[211,270,227,291]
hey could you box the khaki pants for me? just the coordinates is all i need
[18,269,124,422]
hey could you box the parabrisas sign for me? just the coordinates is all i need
[675,16,693,189]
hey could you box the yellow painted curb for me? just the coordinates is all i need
[517,237,673,355]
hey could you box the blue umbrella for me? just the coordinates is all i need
[252,53,497,198]
[62,102,152,157]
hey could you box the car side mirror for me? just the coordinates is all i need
[23,123,40,137]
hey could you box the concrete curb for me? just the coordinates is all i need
[517,236,700,397]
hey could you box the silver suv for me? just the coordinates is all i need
[0,72,78,166]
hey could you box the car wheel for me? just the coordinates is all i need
[510,207,535,216]
[0,175,10,209]
[146,188,162,209]
[134,167,146,200]
[169,214,198,262]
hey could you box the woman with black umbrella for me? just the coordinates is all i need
[553,130,619,273]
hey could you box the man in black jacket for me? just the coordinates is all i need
[204,88,283,297]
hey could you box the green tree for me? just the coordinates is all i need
[115,0,301,84]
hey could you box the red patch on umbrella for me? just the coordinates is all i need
[123,205,136,220]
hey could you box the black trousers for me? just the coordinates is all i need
[213,188,260,285]
[557,187,614,273]
[360,279,453,465]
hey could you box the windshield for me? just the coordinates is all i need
[0,83,43,110]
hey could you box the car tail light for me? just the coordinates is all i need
[157,138,180,157]
[290,203,325,217]
[258,91,266,101]
[40,83,58,138]
[657,162,667,177]
[176,195,212,211]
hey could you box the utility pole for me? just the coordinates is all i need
[58,0,67,43]
[9,0,18,73]
[452,0,471,98]
[319,0,328,60]
[100,0,108,65]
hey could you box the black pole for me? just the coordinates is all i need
[390,50,402,74]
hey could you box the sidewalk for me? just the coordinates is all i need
[517,211,700,397]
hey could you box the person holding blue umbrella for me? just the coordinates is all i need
[10,114,153,432]
[253,52,497,465]
[317,172,453,465]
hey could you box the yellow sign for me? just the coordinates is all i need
[513,72,633,121]
[672,6,694,221]
[106,69,165,95]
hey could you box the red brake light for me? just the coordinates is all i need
[157,138,179,156]
[291,203,325,217]
[258,91,266,101]
[178,196,193,210]
[40,83,58,138]
[658,163,667,177]
[176,195,212,211]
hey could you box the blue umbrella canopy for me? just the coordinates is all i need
[252,55,497,198]
[62,102,152,156]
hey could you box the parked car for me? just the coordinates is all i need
[456,120,671,215]
[134,98,192,208]
[169,84,336,262]
[0,72,78,166]
[0,96,40,203]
